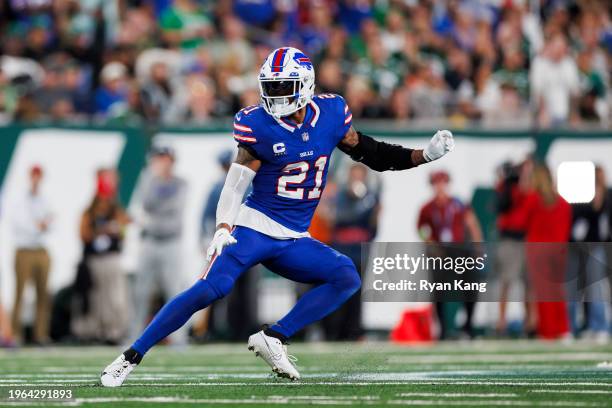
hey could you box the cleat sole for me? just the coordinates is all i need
[247,345,260,357]
[248,334,299,381]
[271,367,297,381]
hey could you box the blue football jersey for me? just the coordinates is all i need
[233,94,353,233]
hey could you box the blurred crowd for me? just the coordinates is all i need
[0,0,610,127]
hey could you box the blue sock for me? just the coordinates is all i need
[132,279,225,355]
[270,265,361,338]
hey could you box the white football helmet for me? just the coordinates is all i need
[259,47,315,118]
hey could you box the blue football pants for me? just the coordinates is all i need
[132,226,361,355]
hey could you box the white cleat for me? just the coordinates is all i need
[248,330,300,381]
[100,354,137,387]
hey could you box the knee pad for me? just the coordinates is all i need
[186,277,235,312]
[333,262,361,295]
[201,274,235,299]
[346,268,362,294]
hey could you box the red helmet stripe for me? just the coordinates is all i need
[271,48,287,72]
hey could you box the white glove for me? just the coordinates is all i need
[423,130,454,162]
[206,228,237,261]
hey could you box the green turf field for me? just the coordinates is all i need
[1,341,611,407]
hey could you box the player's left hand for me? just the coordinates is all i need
[206,227,237,261]
[423,130,454,162]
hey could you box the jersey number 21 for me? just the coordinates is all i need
[277,156,328,200]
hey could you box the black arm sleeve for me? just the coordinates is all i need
[337,131,418,172]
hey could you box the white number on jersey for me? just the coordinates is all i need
[277,162,309,199]
[307,156,327,199]
[277,156,328,200]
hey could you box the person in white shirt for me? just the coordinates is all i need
[11,165,52,344]
[129,146,188,345]
[530,34,580,127]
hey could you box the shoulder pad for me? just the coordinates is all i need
[233,105,262,144]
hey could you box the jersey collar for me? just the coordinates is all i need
[272,100,320,132]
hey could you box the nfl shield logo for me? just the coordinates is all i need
[301,132,309,142]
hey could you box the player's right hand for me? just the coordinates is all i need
[206,227,237,261]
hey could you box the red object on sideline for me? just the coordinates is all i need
[496,184,528,234]
[525,245,571,338]
[390,306,434,343]
[518,192,572,242]
[536,302,570,339]
[516,191,572,339]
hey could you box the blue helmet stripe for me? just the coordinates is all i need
[271,48,287,72]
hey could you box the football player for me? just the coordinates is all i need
[101,47,453,386]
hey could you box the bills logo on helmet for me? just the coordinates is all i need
[293,52,313,70]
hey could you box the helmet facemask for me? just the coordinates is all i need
[260,79,309,118]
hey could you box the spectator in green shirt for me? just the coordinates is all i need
[0,68,18,124]
[160,0,212,50]
[493,48,529,102]
[576,50,607,122]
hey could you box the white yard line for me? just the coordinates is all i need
[0,380,94,383]
[396,393,518,398]
[267,396,380,400]
[531,390,612,394]
[370,381,612,387]
[387,353,612,364]
[0,399,606,408]
[387,400,604,407]
[0,396,372,406]
[2,375,97,378]
[1,396,600,407]
[0,373,344,382]
[16,364,588,375]
[40,366,304,373]
[346,372,612,382]
[3,380,611,388]
[71,396,358,404]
